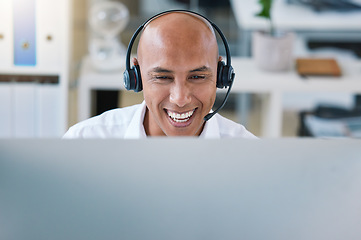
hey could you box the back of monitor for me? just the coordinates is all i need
[0,138,361,240]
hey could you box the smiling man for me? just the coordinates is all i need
[63,11,256,139]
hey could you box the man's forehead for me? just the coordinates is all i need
[142,12,215,35]
[137,11,219,65]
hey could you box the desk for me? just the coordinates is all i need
[230,0,361,56]
[78,56,361,138]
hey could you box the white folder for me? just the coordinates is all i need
[13,82,36,137]
[0,84,13,137]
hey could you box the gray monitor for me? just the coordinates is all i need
[1,138,361,240]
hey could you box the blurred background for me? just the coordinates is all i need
[1,0,361,138]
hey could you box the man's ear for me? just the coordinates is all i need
[218,56,223,62]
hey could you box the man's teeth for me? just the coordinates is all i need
[167,110,195,123]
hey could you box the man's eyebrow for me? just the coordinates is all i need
[190,66,212,72]
[148,66,211,74]
[149,67,173,73]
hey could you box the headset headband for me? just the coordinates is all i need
[125,9,232,71]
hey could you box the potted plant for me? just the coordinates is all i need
[252,0,294,71]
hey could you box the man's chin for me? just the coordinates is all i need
[163,120,205,137]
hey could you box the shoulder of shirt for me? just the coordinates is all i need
[63,103,141,138]
[214,113,258,139]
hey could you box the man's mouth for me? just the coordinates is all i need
[166,109,195,123]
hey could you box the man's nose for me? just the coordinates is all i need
[169,81,192,108]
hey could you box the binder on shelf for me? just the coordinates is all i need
[14,83,36,137]
[0,84,12,138]
[36,83,62,137]
[13,0,37,66]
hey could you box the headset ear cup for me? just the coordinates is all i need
[123,65,143,92]
[217,61,234,89]
[217,61,225,88]
[133,65,143,92]
[123,69,133,91]
[222,65,234,88]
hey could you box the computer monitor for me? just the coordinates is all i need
[1,138,360,240]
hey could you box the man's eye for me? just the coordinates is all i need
[190,75,205,80]
[155,76,171,80]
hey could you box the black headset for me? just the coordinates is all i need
[123,9,235,121]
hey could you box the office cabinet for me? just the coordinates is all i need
[37,0,63,70]
[0,0,13,69]
[0,0,71,138]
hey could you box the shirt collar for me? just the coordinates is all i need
[124,101,148,139]
[199,114,221,138]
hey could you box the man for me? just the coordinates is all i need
[64,11,256,138]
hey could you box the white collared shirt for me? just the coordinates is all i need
[63,101,257,139]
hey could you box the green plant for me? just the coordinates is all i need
[255,0,275,36]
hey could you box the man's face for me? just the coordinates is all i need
[137,15,218,136]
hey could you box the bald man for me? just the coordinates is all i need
[64,12,256,138]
